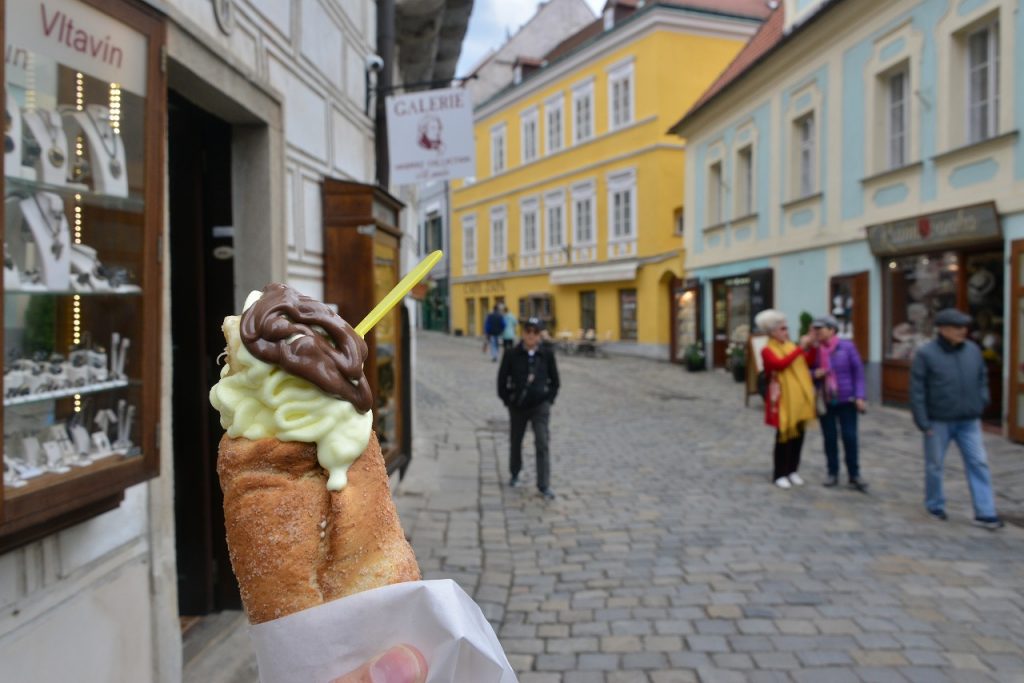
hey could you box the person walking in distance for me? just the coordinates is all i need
[910,308,1004,529]
[483,304,506,362]
[756,309,816,489]
[501,304,518,351]
[809,316,868,491]
[498,317,560,500]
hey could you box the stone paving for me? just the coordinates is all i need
[395,331,1024,683]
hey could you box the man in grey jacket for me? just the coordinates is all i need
[910,308,1003,529]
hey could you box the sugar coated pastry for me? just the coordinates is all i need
[210,283,419,624]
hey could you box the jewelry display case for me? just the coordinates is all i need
[0,0,165,550]
[322,178,410,474]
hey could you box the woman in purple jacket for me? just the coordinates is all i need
[810,315,868,491]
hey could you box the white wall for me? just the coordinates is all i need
[0,1,382,682]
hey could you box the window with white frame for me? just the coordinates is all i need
[887,69,909,168]
[571,182,596,262]
[607,168,637,259]
[572,80,594,143]
[574,195,594,244]
[736,146,754,216]
[608,60,634,129]
[547,202,564,249]
[544,191,566,266]
[967,21,999,143]
[545,97,563,154]
[489,207,507,272]
[708,161,724,225]
[796,113,816,197]
[521,108,538,163]
[520,198,540,268]
[462,215,476,273]
[491,124,506,174]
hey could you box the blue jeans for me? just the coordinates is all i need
[820,402,859,478]
[924,419,997,518]
[489,335,500,360]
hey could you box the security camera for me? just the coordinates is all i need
[365,55,384,72]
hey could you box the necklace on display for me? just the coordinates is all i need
[85,107,121,179]
[38,110,66,168]
[32,194,65,260]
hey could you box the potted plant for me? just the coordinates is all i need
[682,342,706,372]
[727,342,747,382]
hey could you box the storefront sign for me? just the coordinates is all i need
[867,203,1001,256]
[386,87,475,185]
[7,0,148,95]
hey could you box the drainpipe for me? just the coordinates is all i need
[375,0,395,188]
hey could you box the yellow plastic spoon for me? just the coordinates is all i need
[355,250,443,338]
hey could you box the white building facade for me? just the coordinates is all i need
[0,0,469,680]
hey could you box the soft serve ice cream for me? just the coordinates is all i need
[209,283,373,490]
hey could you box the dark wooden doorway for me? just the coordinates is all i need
[1010,240,1024,441]
[829,272,869,362]
[168,90,240,614]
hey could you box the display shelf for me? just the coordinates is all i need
[4,175,144,213]
[4,452,134,501]
[4,379,130,407]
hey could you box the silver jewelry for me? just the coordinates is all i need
[84,107,121,179]
[38,109,66,168]
[32,193,65,259]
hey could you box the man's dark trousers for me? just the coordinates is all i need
[510,401,551,491]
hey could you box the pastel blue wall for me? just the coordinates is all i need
[775,249,827,329]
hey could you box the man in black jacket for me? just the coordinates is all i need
[497,317,560,499]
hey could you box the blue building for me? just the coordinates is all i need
[671,0,1024,439]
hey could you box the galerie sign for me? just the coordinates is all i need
[7,0,148,95]
[386,87,475,185]
[866,203,1001,256]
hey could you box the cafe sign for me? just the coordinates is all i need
[867,203,1000,256]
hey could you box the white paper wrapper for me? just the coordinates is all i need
[250,579,518,683]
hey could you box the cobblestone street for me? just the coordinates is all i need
[396,331,1024,683]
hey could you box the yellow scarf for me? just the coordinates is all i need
[768,338,816,442]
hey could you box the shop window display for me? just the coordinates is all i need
[965,252,1003,364]
[885,253,959,360]
[1,0,164,544]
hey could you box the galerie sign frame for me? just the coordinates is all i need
[386,87,475,186]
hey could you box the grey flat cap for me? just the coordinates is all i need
[934,308,972,327]
[811,315,839,330]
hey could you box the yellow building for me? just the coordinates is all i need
[450,0,768,359]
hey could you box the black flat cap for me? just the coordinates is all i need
[934,308,972,327]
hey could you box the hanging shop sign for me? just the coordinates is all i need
[386,87,475,185]
[866,203,1000,257]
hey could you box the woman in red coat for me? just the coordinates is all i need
[755,309,817,489]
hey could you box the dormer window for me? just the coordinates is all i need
[603,8,614,30]
[513,65,522,85]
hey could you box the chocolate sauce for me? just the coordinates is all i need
[240,283,373,413]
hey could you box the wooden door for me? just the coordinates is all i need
[1009,241,1024,441]
[829,272,869,362]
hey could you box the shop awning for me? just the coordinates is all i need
[549,260,639,285]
